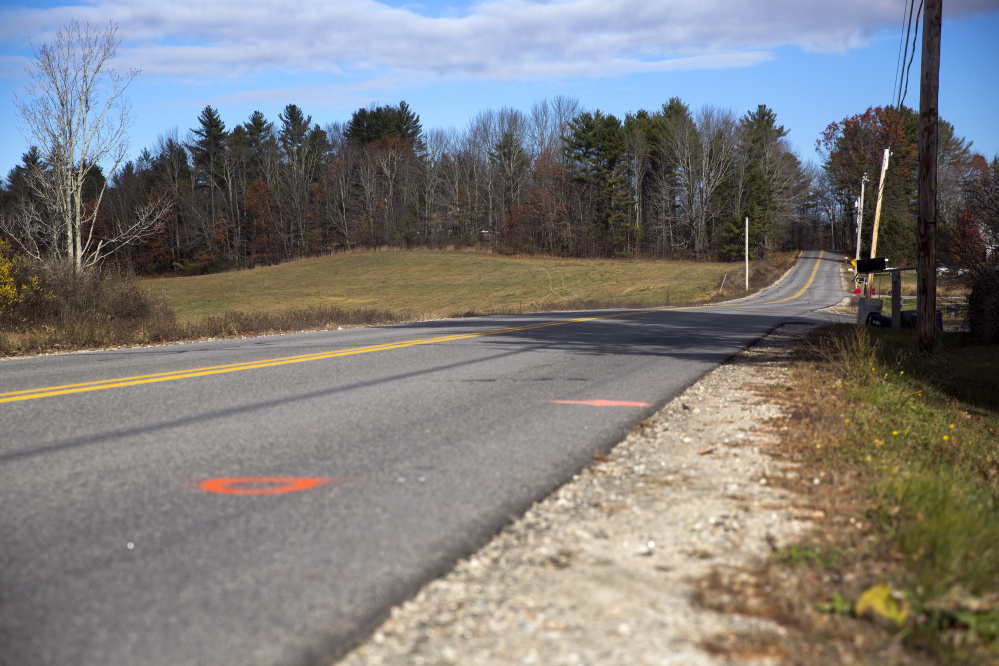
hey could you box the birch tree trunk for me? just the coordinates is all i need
[14,20,154,270]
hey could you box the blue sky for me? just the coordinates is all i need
[2,0,998,179]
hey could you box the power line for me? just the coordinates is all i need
[885,0,922,150]
[898,0,923,111]
[891,0,913,110]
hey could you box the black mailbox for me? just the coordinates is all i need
[856,257,887,273]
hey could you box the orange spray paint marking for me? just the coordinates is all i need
[552,400,650,407]
[199,477,330,495]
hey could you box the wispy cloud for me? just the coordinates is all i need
[1,0,996,83]
[184,78,405,109]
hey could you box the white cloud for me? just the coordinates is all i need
[191,77,404,108]
[1,0,997,83]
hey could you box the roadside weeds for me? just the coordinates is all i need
[702,325,999,665]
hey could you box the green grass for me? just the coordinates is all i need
[817,326,999,660]
[150,249,756,324]
[773,544,845,570]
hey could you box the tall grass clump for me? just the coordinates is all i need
[811,325,885,387]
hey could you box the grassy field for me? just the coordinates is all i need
[1,249,794,356]
[151,249,767,324]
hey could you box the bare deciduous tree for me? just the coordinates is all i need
[12,20,166,269]
[695,106,739,256]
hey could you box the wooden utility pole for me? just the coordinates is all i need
[918,0,941,351]
[869,148,891,259]
[830,206,835,249]
[865,149,890,297]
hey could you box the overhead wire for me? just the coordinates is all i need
[891,0,912,111]
[898,0,924,112]
[887,0,922,151]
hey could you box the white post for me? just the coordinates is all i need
[854,173,868,264]
[744,216,749,291]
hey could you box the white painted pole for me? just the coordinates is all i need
[854,174,868,264]
[744,216,749,291]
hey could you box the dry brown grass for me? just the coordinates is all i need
[2,250,797,357]
[151,249,796,324]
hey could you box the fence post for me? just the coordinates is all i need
[891,270,902,330]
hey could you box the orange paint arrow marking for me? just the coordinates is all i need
[199,477,330,495]
[552,400,650,407]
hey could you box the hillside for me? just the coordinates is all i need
[152,249,765,324]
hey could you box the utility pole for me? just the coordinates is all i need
[830,206,835,250]
[866,149,891,297]
[745,216,749,291]
[854,173,868,265]
[854,174,868,296]
[918,0,941,351]
[869,148,890,260]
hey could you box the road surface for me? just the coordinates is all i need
[0,250,845,666]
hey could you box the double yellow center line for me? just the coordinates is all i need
[1,252,824,404]
[0,316,604,403]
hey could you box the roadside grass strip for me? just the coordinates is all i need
[797,325,999,661]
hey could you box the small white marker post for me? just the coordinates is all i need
[744,216,749,291]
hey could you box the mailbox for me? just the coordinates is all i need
[856,257,887,273]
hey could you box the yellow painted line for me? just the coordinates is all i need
[762,250,824,304]
[0,317,635,403]
[2,253,826,404]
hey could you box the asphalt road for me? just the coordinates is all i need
[0,250,846,666]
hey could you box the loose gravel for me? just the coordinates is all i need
[335,323,831,666]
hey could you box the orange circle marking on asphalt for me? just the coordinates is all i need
[552,399,650,407]
[199,477,330,495]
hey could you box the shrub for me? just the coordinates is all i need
[0,239,49,329]
[968,260,999,345]
[37,260,174,327]
[0,251,176,353]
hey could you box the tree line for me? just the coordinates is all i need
[0,91,825,272]
[1,23,995,275]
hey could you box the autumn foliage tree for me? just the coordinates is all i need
[817,105,920,264]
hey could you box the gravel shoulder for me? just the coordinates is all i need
[335,320,851,666]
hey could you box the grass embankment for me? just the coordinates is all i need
[707,325,999,664]
[0,249,794,356]
[156,249,770,323]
